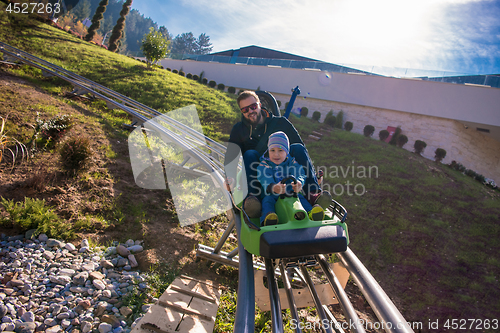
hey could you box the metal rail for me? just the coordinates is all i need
[0,41,414,333]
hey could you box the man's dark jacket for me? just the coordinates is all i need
[224,109,303,181]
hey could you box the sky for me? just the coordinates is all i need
[131,0,500,76]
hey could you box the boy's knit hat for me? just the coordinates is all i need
[268,131,289,154]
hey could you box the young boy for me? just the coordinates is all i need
[257,131,324,226]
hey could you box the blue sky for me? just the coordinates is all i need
[131,0,500,75]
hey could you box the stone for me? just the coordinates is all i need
[119,306,133,317]
[127,245,143,253]
[101,315,121,328]
[46,239,64,248]
[98,323,112,333]
[127,255,138,268]
[116,245,130,257]
[89,271,105,280]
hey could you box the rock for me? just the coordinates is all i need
[100,259,114,269]
[119,306,133,317]
[81,321,92,333]
[92,280,106,290]
[127,255,138,268]
[65,243,76,251]
[46,239,64,248]
[89,271,105,280]
[127,245,143,253]
[45,325,62,333]
[116,245,130,257]
[38,234,48,242]
[101,315,121,328]
[98,323,113,333]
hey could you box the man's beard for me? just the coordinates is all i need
[247,110,262,126]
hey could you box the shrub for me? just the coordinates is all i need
[324,111,336,127]
[192,74,199,81]
[0,197,72,239]
[464,169,477,178]
[300,107,309,118]
[379,130,390,141]
[414,140,427,155]
[397,135,408,148]
[435,148,447,163]
[202,78,208,85]
[178,71,185,76]
[35,114,73,142]
[209,80,217,88]
[166,68,171,71]
[344,121,353,131]
[389,127,402,145]
[227,86,236,94]
[217,83,225,91]
[59,136,92,174]
[363,125,375,137]
[449,161,466,172]
[312,111,321,122]
[335,110,344,129]
[186,73,192,79]
[172,69,178,74]
[475,173,486,183]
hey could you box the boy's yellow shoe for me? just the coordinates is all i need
[263,212,278,226]
[308,204,325,221]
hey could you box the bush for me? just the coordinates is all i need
[59,136,92,174]
[217,83,225,91]
[186,73,192,79]
[300,107,309,118]
[312,111,321,122]
[414,140,427,155]
[202,78,208,85]
[35,114,73,142]
[335,110,344,129]
[389,127,402,145]
[449,161,466,172]
[397,135,408,148]
[208,80,216,88]
[172,69,178,74]
[166,68,171,71]
[178,71,185,76]
[324,110,336,127]
[435,148,447,163]
[192,74,199,81]
[474,173,486,183]
[379,130,390,141]
[227,86,236,94]
[344,121,353,131]
[0,197,72,239]
[363,125,375,137]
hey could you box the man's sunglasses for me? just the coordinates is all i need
[240,102,259,114]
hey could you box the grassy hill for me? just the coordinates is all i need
[1,7,500,332]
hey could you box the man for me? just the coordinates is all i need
[224,90,331,217]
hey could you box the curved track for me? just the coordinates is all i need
[0,42,414,333]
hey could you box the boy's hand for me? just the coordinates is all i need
[272,183,286,194]
[292,181,302,193]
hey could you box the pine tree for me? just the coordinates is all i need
[108,0,133,52]
[85,0,109,42]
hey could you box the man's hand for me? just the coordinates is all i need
[292,181,302,193]
[272,183,286,194]
[224,177,234,192]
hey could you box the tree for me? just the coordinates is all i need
[71,0,92,21]
[141,27,170,69]
[195,33,213,54]
[108,0,132,52]
[85,0,108,42]
[170,32,197,56]
[170,32,213,57]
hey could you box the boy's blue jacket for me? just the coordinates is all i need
[257,154,306,199]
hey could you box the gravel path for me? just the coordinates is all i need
[0,233,154,333]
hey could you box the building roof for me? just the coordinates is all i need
[209,45,321,62]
